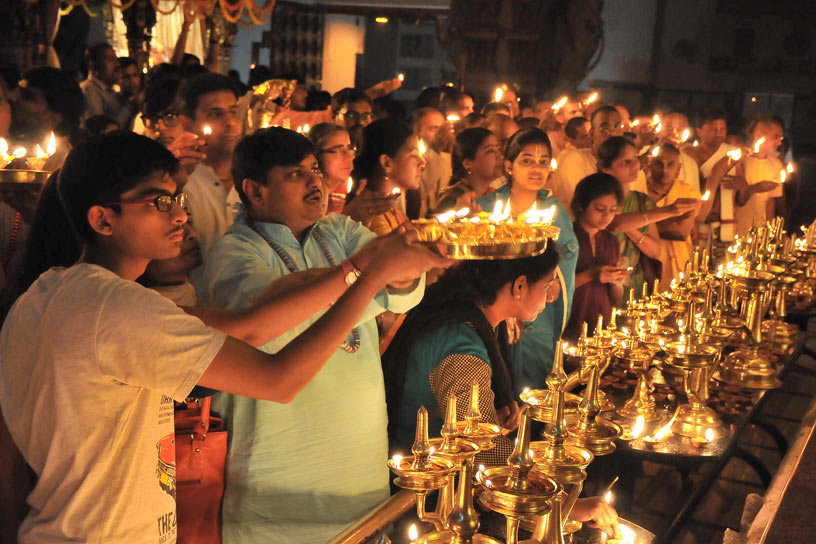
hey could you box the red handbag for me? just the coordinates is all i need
[174,396,227,544]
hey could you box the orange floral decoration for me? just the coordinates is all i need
[60,0,275,26]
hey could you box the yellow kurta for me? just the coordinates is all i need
[632,177,701,290]
[736,156,784,237]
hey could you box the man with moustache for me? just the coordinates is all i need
[195,127,426,544]
[178,73,242,262]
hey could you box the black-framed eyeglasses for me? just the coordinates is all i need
[143,112,181,129]
[99,193,189,212]
[319,145,357,157]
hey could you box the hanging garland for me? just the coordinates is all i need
[59,0,273,26]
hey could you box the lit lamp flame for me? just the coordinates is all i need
[550,158,558,171]
[632,416,645,439]
[397,73,405,82]
[692,139,699,147]
[701,189,711,201]
[631,119,640,127]
[392,454,403,465]
[455,207,470,218]
[655,122,663,134]
[391,187,402,195]
[408,523,419,542]
[786,162,794,174]
[753,136,766,154]
[302,123,310,134]
[705,428,714,443]
[604,490,613,504]
[417,139,427,157]
[726,149,742,161]
[446,114,460,122]
[584,91,599,105]
[779,169,786,183]
[552,95,568,112]
[619,524,637,544]
[346,176,353,194]
[680,128,691,142]
[202,125,212,136]
[494,86,504,103]
[652,114,661,126]
[651,146,661,158]
[435,210,457,223]
[46,132,56,156]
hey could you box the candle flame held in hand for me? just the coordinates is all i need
[346,176,353,194]
[655,122,663,134]
[779,169,786,183]
[391,187,402,195]
[418,139,427,156]
[753,136,766,154]
[631,119,640,127]
[680,128,691,142]
[397,73,405,82]
[651,146,661,158]
[652,114,660,126]
[701,189,711,201]
[692,139,699,147]
[786,162,794,174]
[552,96,568,111]
[585,91,599,105]
[632,416,645,439]
[494,86,505,103]
[408,523,419,542]
[202,125,212,136]
[446,114,460,122]
[726,148,742,161]
[550,158,558,171]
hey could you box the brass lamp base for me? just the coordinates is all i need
[713,348,782,389]
[617,395,664,422]
[762,320,799,341]
[565,416,622,456]
[671,403,726,438]
[416,531,503,544]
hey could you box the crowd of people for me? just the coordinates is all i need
[0,38,795,543]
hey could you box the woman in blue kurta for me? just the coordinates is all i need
[477,128,579,394]
[383,242,561,466]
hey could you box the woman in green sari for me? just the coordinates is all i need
[601,137,696,300]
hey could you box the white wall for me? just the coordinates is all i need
[322,14,366,94]
[581,0,657,87]
[230,23,266,81]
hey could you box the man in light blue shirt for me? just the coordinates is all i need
[195,127,425,543]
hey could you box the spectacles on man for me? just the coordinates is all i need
[100,193,189,212]
[319,145,357,157]
[143,112,180,129]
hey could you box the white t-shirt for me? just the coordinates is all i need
[0,264,226,544]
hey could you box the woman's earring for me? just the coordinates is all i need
[467,168,472,175]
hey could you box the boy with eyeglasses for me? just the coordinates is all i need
[0,131,447,544]
[195,127,428,543]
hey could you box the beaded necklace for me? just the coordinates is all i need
[247,216,361,353]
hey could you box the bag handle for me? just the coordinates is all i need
[192,396,211,439]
